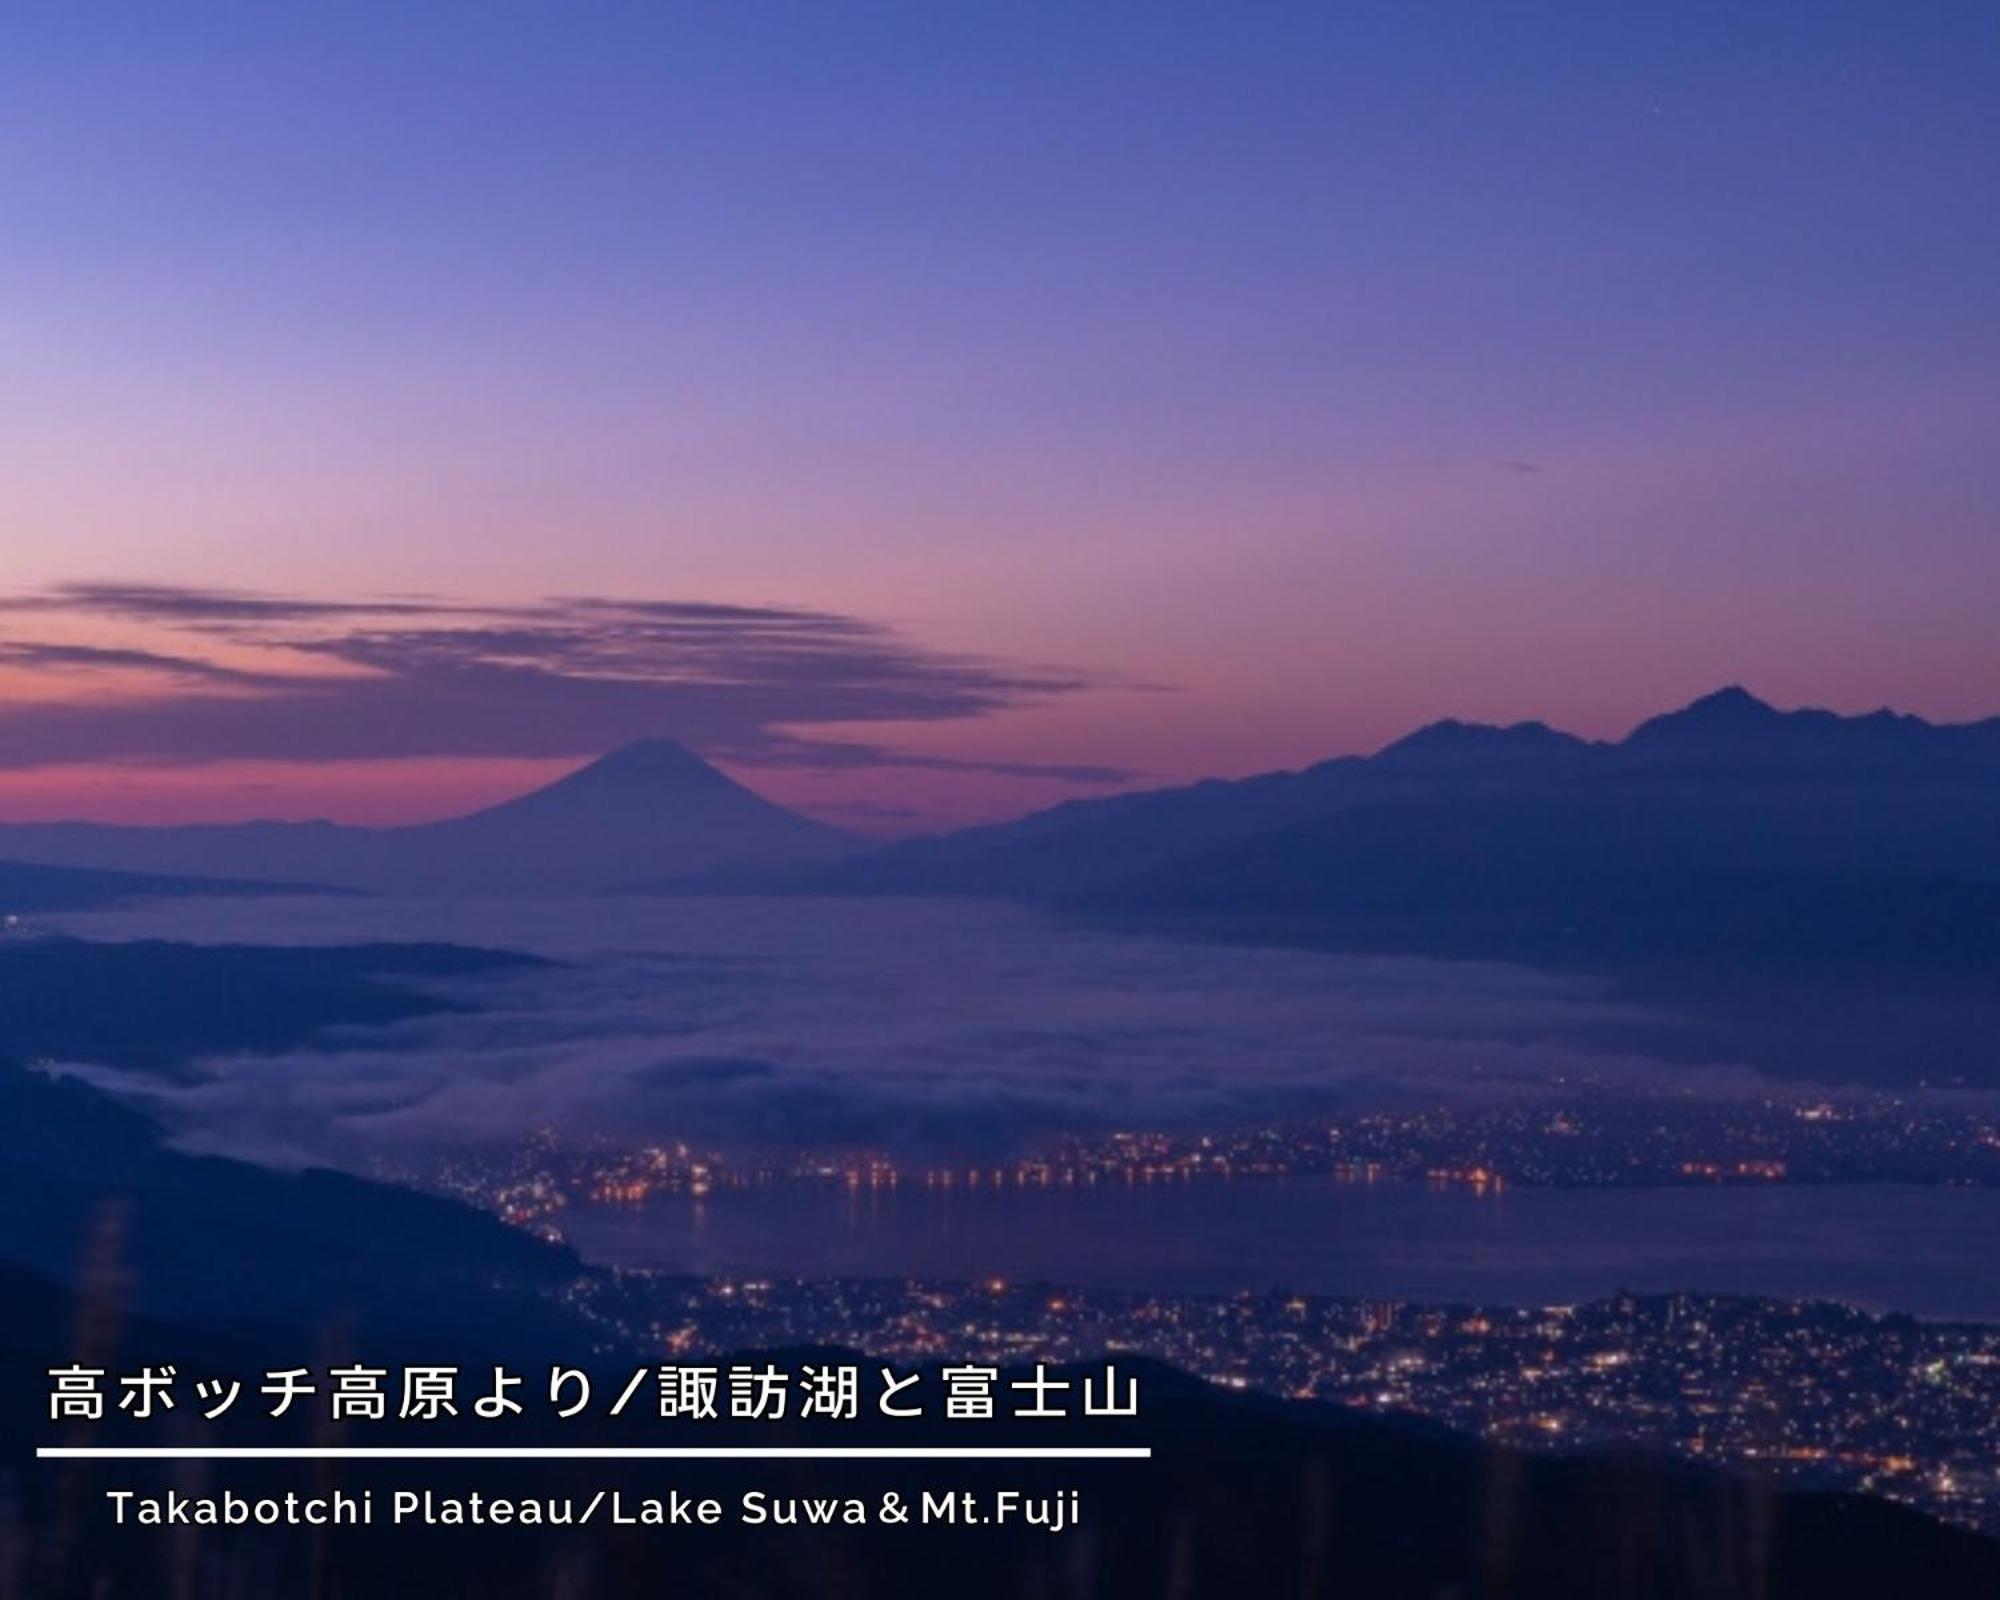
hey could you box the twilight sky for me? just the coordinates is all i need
[2,2,1996,829]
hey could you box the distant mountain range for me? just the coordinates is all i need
[811,687,2000,901]
[0,737,853,894]
[9,688,1995,906]
[808,688,2000,1087]
[0,857,317,913]
[3,690,1998,1084]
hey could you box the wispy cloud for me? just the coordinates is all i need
[0,640,282,687]
[0,582,1132,780]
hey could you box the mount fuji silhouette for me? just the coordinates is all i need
[0,739,853,894]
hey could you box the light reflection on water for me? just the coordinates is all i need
[562,1175,2000,1322]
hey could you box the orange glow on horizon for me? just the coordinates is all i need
[0,757,576,828]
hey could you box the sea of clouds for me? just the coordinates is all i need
[52,893,1743,1168]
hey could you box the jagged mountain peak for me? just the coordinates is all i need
[1620,686,1782,745]
[1616,687,1960,766]
[1683,684,1775,717]
[1372,717,1593,772]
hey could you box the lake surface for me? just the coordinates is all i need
[563,1176,2000,1321]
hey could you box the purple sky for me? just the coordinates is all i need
[2,3,1996,828]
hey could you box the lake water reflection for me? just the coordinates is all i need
[563,1175,2000,1321]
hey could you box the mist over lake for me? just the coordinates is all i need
[50,893,1731,1168]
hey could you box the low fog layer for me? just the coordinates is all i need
[51,895,1742,1167]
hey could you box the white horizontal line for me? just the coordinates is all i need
[39,1446,1150,1461]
